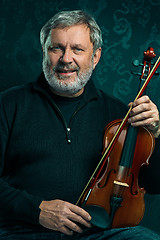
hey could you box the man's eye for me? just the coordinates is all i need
[74,48,84,53]
[48,46,61,51]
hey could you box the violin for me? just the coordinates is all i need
[76,47,160,229]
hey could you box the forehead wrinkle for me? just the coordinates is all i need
[50,25,92,48]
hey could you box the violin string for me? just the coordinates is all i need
[76,107,131,205]
[76,56,160,206]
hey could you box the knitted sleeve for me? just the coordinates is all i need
[0,95,43,225]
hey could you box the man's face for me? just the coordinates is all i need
[43,24,101,97]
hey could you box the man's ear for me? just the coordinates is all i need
[93,48,101,70]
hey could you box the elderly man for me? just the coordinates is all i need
[0,10,159,240]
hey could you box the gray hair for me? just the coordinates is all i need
[40,10,102,52]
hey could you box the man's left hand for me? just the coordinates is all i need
[128,95,160,137]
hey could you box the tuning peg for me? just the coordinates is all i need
[132,59,143,67]
[132,59,159,75]
[131,71,142,76]
[131,70,159,76]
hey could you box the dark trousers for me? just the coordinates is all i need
[0,225,160,240]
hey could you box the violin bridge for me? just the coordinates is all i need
[114,180,129,187]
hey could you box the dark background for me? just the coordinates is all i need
[0,0,160,235]
[1,0,160,105]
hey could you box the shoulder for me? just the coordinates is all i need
[97,89,127,107]
[0,82,34,104]
[97,89,128,115]
[84,80,128,119]
[97,89,128,119]
[0,82,33,97]
[0,82,36,120]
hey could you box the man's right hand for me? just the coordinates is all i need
[39,199,92,235]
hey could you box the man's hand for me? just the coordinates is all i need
[39,199,92,236]
[128,95,160,137]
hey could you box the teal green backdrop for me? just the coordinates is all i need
[0,0,160,106]
[0,0,160,235]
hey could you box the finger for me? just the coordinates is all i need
[59,226,74,236]
[129,103,151,117]
[68,211,92,228]
[133,95,150,106]
[69,204,91,222]
[128,96,150,108]
[129,103,159,122]
[64,218,83,233]
[128,102,133,107]
[130,118,153,127]
[130,118,159,130]
[129,109,154,122]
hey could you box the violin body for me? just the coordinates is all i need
[81,120,155,229]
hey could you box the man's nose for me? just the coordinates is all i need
[61,48,73,63]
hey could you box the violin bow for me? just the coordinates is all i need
[76,54,160,206]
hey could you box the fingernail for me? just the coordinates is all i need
[133,102,136,107]
[88,215,92,220]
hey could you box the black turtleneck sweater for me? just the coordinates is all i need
[0,73,127,228]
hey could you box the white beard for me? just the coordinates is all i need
[42,56,93,95]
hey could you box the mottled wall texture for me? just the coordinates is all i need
[0,0,160,235]
[1,0,160,106]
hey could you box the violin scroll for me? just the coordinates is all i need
[144,47,156,60]
[132,47,159,80]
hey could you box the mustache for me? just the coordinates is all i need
[53,63,80,72]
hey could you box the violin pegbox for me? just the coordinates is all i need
[131,47,159,82]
